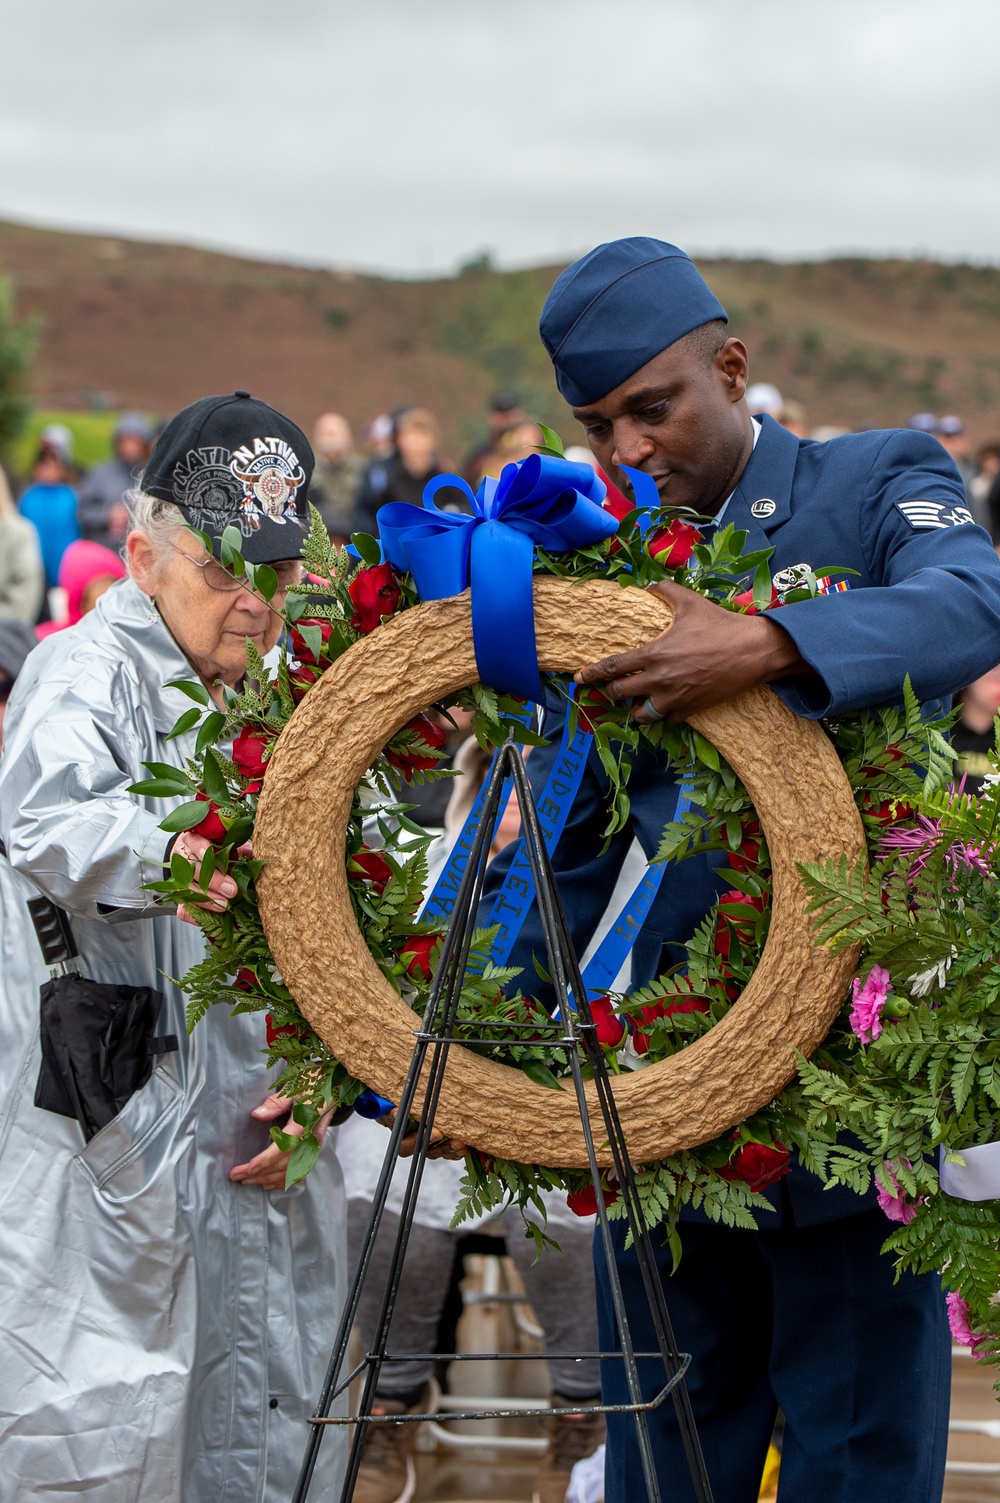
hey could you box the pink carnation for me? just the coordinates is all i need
[850,964,892,1044]
[947,1292,987,1358]
[876,1161,919,1224]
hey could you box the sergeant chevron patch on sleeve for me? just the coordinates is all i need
[895,500,975,530]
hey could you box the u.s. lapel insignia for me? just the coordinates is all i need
[896,499,975,530]
[750,497,777,518]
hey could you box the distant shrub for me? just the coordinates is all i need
[0,274,40,463]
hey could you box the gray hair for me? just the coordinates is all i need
[123,487,187,572]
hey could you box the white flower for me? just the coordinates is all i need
[617,1035,650,1072]
[356,781,387,810]
[908,946,957,997]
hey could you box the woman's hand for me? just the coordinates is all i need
[171,832,252,925]
[230,1093,333,1191]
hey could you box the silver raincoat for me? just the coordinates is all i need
[0,577,346,1502]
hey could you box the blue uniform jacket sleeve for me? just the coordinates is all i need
[770,431,1000,717]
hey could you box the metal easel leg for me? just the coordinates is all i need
[292,731,714,1503]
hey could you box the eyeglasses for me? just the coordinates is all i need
[170,543,303,595]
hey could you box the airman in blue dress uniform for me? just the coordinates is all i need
[485,238,1000,1502]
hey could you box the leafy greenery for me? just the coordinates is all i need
[795,752,1000,1365]
[135,476,1000,1375]
[0,273,40,463]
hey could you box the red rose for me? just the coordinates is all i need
[233,967,257,992]
[647,518,702,568]
[386,714,448,781]
[567,1182,620,1217]
[732,587,781,614]
[191,791,227,844]
[718,1141,791,1192]
[589,996,627,1048]
[349,847,393,893]
[713,890,766,962]
[865,799,915,826]
[290,617,335,666]
[232,725,274,786]
[630,991,709,1056]
[599,471,637,554]
[727,820,762,874]
[265,1011,307,1050]
[577,686,618,734]
[601,469,634,523]
[473,1148,496,1174]
[349,563,401,634]
[400,933,439,981]
[858,745,905,782]
[288,664,322,703]
[601,477,634,526]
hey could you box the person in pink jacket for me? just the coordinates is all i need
[36,539,127,637]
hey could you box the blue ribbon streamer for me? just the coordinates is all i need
[420,759,511,922]
[615,464,659,536]
[421,709,534,922]
[580,784,693,998]
[481,715,592,966]
[354,1088,395,1118]
[377,454,618,703]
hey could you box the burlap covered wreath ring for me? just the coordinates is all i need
[254,577,866,1169]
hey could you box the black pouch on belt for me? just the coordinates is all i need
[27,895,178,1141]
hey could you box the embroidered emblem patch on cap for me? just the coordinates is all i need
[896,500,974,530]
[229,437,307,536]
[171,446,245,534]
[145,392,314,563]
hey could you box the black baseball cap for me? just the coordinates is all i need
[143,391,314,564]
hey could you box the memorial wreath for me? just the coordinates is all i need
[135,435,1000,1371]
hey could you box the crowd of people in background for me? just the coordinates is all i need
[4,381,1000,818]
[7,388,1000,637]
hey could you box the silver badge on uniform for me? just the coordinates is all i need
[772,563,812,593]
[896,500,974,530]
[751,498,777,518]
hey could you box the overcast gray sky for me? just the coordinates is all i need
[1,0,997,275]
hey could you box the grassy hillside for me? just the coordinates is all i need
[3,218,1000,471]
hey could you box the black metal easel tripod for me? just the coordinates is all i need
[292,730,714,1503]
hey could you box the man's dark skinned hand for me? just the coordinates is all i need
[575,580,814,724]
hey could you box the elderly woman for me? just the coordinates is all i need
[0,393,345,1502]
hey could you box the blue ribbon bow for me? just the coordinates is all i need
[376,454,619,702]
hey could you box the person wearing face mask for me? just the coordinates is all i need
[0,392,346,1502]
[476,238,1000,1503]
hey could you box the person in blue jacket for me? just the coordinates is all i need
[485,238,1000,1503]
[17,440,80,590]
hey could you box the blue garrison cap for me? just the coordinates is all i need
[539,237,728,407]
